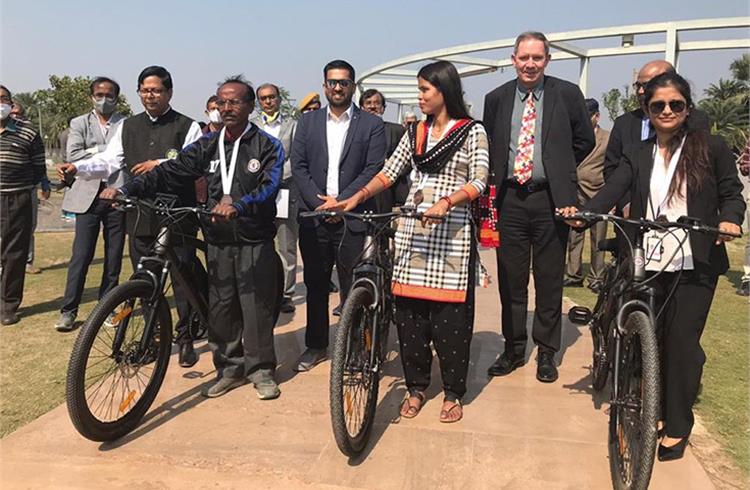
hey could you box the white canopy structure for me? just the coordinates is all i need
[357,17,750,120]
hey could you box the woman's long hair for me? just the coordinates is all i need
[644,72,711,203]
[417,61,472,121]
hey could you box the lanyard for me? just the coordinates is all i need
[218,123,252,196]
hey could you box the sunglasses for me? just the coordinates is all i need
[648,100,687,115]
[325,79,353,89]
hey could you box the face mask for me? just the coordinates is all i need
[207,109,222,124]
[93,97,117,115]
[0,103,11,120]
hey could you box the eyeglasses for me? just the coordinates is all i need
[0,95,11,103]
[138,88,166,97]
[325,79,354,89]
[215,99,246,108]
[259,94,278,102]
[648,100,687,115]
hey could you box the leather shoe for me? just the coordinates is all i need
[536,350,558,383]
[294,348,328,372]
[563,278,583,287]
[178,342,198,368]
[280,298,295,314]
[332,304,342,317]
[487,352,524,376]
[658,438,689,461]
[1,312,20,326]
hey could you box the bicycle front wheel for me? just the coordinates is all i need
[65,280,172,442]
[608,310,660,490]
[330,286,380,456]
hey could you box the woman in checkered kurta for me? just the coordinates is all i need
[321,61,489,423]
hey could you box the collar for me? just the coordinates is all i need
[225,122,252,142]
[146,106,172,122]
[2,118,18,133]
[91,110,115,125]
[516,79,544,101]
[262,111,281,126]
[326,104,353,123]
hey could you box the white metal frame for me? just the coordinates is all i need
[357,17,750,120]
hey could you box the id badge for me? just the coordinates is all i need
[646,235,663,262]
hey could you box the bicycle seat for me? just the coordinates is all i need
[597,238,619,253]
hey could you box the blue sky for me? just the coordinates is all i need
[1,0,748,127]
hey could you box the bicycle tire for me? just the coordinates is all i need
[330,286,379,456]
[608,310,660,490]
[591,265,615,391]
[66,279,172,442]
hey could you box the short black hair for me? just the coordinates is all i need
[218,75,255,104]
[585,98,599,115]
[90,76,121,97]
[256,83,280,98]
[0,84,11,99]
[137,65,173,90]
[206,95,219,108]
[359,89,385,108]
[324,60,355,82]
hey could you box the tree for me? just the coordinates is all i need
[600,85,639,121]
[699,54,749,155]
[730,53,749,83]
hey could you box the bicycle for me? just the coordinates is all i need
[299,208,433,457]
[65,194,283,442]
[567,211,740,490]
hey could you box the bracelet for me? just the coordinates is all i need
[359,187,371,200]
[440,195,453,208]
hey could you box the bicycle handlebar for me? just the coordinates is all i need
[300,207,444,222]
[564,211,742,238]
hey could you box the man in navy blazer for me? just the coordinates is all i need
[291,59,385,371]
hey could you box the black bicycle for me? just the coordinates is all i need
[300,208,432,457]
[567,211,740,490]
[65,195,283,442]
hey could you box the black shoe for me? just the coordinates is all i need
[332,304,342,317]
[487,352,525,377]
[1,312,20,326]
[563,278,583,287]
[536,350,558,383]
[329,281,339,294]
[294,348,329,372]
[658,438,689,462]
[178,342,198,368]
[280,298,295,314]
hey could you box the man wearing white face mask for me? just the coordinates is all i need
[203,95,223,134]
[0,85,46,325]
[55,77,127,332]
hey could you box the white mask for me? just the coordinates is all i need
[0,103,11,120]
[207,109,222,124]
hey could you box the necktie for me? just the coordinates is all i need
[513,93,536,185]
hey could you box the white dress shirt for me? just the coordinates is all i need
[325,104,353,198]
[645,138,693,272]
[73,107,203,179]
[260,113,282,139]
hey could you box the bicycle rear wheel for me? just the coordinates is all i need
[591,265,615,391]
[66,280,172,442]
[330,286,379,456]
[608,310,659,490]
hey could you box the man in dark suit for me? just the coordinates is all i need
[359,88,408,211]
[483,31,595,382]
[291,60,385,371]
[604,59,709,214]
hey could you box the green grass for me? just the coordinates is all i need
[564,240,749,474]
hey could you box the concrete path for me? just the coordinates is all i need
[0,250,714,489]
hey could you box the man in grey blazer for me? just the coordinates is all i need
[55,77,127,331]
[251,83,298,314]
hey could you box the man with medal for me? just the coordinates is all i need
[101,76,285,400]
[57,66,207,369]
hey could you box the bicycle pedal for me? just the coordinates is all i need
[568,306,592,325]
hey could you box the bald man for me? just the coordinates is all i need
[603,60,709,213]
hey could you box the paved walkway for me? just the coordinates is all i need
[0,250,714,489]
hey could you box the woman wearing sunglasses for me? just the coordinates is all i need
[321,60,489,423]
[563,71,745,461]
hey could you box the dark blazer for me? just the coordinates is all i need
[587,134,745,275]
[291,105,385,227]
[483,75,595,208]
[384,121,405,159]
